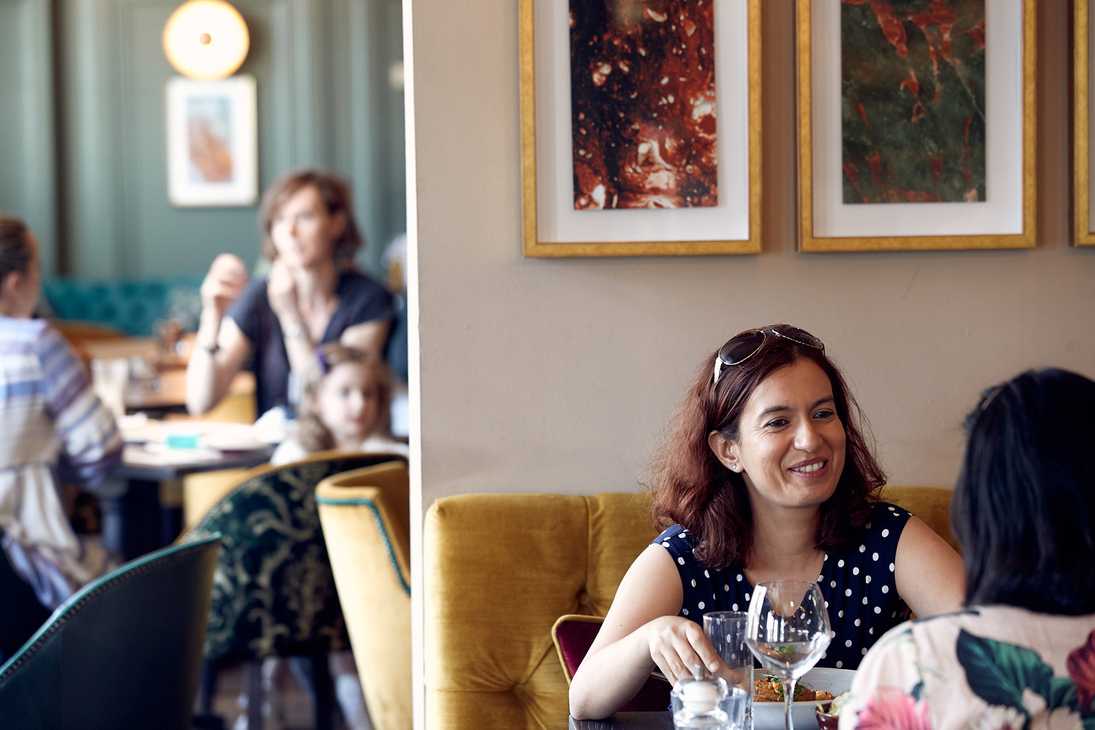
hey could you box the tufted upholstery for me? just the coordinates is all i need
[424,487,955,729]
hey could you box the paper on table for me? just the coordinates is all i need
[123,443,225,467]
[118,419,269,451]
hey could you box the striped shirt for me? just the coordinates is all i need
[0,318,122,607]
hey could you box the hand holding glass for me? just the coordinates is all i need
[745,581,832,730]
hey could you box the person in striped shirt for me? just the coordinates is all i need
[0,216,123,657]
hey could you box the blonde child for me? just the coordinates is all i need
[271,343,407,465]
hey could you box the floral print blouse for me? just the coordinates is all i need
[838,605,1095,730]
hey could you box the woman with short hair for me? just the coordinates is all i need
[186,169,395,417]
[839,368,1095,728]
[569,324,964,720]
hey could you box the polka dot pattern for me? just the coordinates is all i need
[652,502,913,672]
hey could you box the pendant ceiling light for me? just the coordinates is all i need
[163,0,250,80]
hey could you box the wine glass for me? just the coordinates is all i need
[745,580,833,730]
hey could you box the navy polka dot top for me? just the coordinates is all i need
[653,501,912,671]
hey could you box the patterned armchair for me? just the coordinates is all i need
[190,451,403,730]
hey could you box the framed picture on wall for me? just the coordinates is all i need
[166,75,258,207]
[796,0,1036,252]
[520,0,762,257]
[1075,0,1095,246]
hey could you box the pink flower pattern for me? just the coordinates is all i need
[1066,629,1095,712]
[855,689,932,730]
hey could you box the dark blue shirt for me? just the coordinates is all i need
[653,501,912,670]
[228,268,394,415]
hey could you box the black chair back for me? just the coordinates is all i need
[0,534,221,730]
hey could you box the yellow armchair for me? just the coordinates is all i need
[424,487,955,729]
[316,460,411,730]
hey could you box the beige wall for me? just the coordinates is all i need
[406,0,1093,724]
[409,0,1093,510]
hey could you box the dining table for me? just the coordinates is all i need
[79,334,268,558]
[80,335,253,416]
[105,417,275,560]
[570,713,673,729]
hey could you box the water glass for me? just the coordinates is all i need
[703,611,753,729]
[92,357,129,419]
[671,676,747,730]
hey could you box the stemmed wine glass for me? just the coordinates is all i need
[745,581,833,730]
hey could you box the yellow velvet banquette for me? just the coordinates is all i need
[424,487,955,729]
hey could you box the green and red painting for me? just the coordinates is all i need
[569,0,718,210]
[841,0,986,204]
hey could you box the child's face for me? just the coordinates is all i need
[317,361,381,447]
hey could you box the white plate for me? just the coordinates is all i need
[752,667,855,730]
[198,423,268,452]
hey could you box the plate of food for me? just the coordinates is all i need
[752,667,854,730]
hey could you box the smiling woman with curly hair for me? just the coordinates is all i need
[569,324,965,721]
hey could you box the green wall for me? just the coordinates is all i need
[0,0,405,279]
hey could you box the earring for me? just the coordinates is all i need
[729,464,741,473]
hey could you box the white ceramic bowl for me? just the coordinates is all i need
[751,667,855,730]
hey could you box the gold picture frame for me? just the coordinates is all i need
[796,0,1036,252]
[520,0,763,258]
[1075,0,1095,246]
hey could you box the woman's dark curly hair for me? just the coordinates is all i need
[650,325,886,568]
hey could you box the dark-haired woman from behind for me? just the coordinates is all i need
[569,325,964,720]
[840,368,1095,729]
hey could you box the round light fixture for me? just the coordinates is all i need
[163,0,250,80]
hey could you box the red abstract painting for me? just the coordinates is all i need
[569,0,718,210]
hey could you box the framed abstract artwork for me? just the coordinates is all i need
[166,75,258,207]
[796,0,1036,252]
[520,0,762,257]
[1075,0,1095,246]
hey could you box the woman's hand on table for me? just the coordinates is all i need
[644,615,721,685]
[200,253,249,321]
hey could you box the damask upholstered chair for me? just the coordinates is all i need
[0,535,220,730]
[191,451,402,730]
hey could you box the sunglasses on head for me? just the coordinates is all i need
[711,325,825,387]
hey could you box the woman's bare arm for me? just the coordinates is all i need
[186,317,250,415]
[894,515,965,617]
[569,545,720,720]
[341,319,390,359]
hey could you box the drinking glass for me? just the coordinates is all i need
[703,611,753,729]
[744,581,832,730]
[671,675,747,729]
[92,357,129,419]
